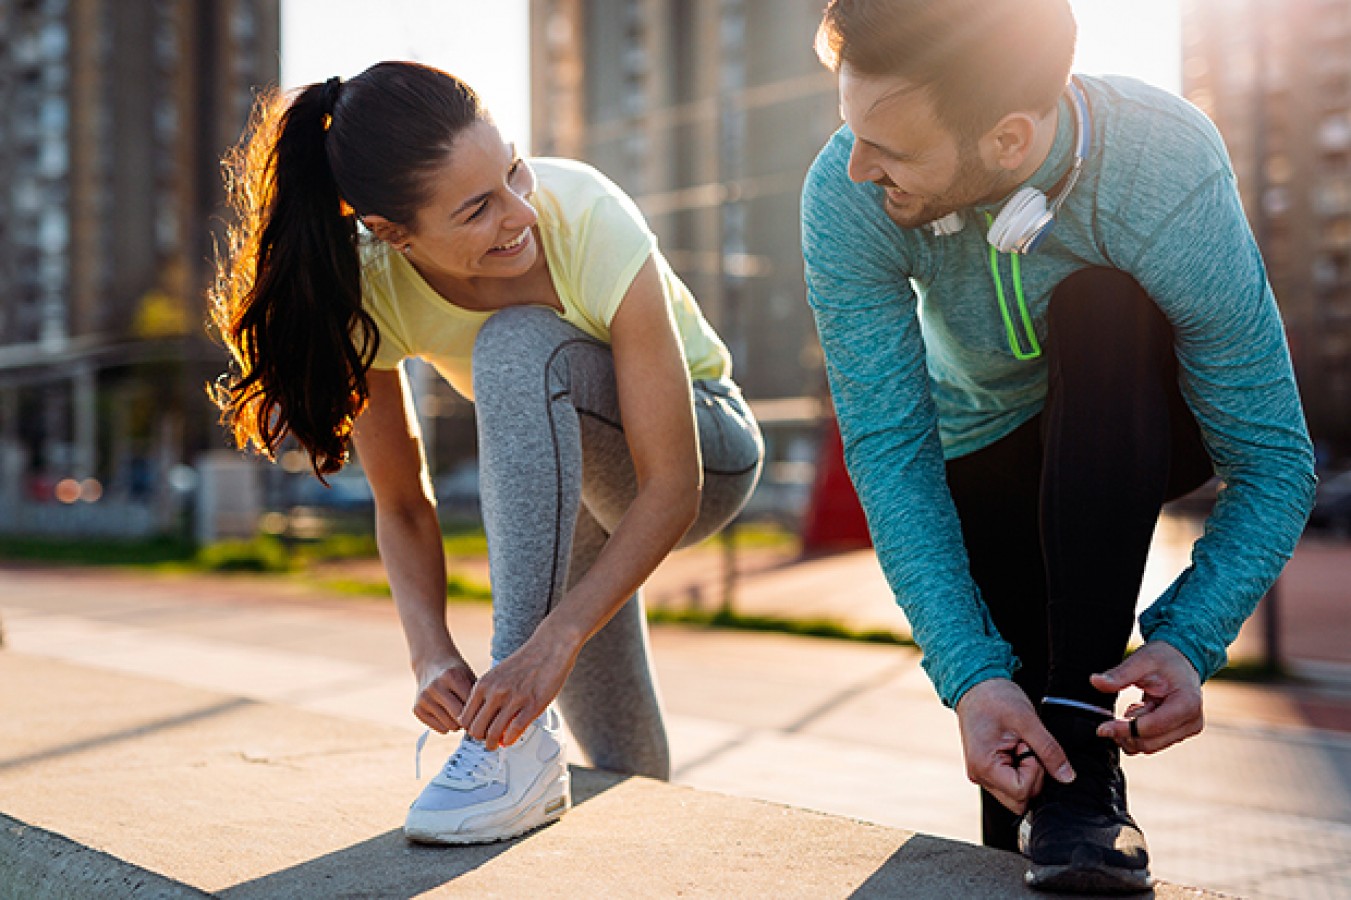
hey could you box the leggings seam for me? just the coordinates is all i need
[706,461,760,477]
[575,407,757,477]
[541,337,606,615]
[576,406,622,431]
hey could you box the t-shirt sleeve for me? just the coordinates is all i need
[802,129,1018,707]
[359,259,413,371]
[568,177,658,329]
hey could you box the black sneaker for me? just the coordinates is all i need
[1019,703,1152,894]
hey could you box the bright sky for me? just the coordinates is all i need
[280,0,1182,155]
[279,0,532,145]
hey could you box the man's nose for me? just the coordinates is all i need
[846,142,880,184]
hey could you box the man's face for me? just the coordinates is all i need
[838,66,1010,229]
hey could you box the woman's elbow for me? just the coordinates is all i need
[374,491,439,533]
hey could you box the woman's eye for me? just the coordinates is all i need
[508,159,523,177]
[466,201,488,221]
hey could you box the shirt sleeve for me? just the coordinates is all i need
[359,253,414,371]
[1118,170,1316,680]
[568,173,658,329]
[801,130,1018,707]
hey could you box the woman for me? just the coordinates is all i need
[210,62,763,845]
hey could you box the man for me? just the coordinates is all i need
[801,0,1315,893]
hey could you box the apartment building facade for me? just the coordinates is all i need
[1183,0,1351,456]
[0,0,279,530]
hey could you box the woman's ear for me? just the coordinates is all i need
[361,214,410,249]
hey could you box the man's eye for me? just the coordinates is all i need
[508,159,524,177]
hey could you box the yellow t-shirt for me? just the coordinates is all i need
[359,157,732,399]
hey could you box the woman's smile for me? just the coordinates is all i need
[489,228,532,256]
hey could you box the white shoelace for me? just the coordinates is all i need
[413,727,500,784]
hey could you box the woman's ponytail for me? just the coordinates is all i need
[209,78,378,477]
[210,62,483,477]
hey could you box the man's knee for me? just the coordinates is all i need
[1048,267,1173,365]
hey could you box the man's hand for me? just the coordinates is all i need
[955,678,1076,814]
[413,657,477,734]
[1092,641,1204,754]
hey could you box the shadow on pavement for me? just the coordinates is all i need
[0,812,212,900]
[0,697,255,774]
[847,833,1155,899]
[219,766,627,899]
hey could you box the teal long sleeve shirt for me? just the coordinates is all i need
[800,75,1316,708]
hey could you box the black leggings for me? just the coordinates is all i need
[943,268,1213,850]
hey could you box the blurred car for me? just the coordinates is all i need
[291,468,375,511]
[435,462,481,517]
[1308,470,1351,537]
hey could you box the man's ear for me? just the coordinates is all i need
[361,214,411,249]
[982,112,1039,173]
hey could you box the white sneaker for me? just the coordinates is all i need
[404,708,570,845]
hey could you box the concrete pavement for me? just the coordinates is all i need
[2,562,1349,897]
[4,653,1064,899]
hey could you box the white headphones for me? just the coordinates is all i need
[930,78,1091,254]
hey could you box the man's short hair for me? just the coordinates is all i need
[816,0,1077,141]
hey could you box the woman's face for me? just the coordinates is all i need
[402,120,539,282]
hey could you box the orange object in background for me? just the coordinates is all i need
[800,417,873,554]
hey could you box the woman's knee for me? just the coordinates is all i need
[473,305,566,363]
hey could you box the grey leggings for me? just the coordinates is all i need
[472,306,763,779]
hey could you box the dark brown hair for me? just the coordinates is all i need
[815,0,1077,140]
[209,62,485,476]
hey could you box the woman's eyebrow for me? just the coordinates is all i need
[453,144,518,217]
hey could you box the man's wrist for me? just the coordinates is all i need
[945,665,1018,711]
[1141,632,1210,682]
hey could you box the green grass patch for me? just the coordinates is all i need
[194,535,295,573]
[441,527,489,557]
[314,577,392,598]
[0,536,196,567]
[1210,658,1289,683]
[315,571,492,602]
[446,572,493,600]
[646,605,914,647]
[696,522,799,552]
[299,532,380,562]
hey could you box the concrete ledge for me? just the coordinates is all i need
[0,653,1223,898]
[1,815,211,900]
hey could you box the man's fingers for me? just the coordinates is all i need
[983,767,1031,814]
[1098,701,1204,754]
[984,753,1045,814]
[1090,663,1141,693]
[1019,716,1075,783]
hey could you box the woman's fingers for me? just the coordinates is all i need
[413,691,457,733]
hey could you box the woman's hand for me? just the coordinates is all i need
[461,631,579,750]
[414,656,478,734]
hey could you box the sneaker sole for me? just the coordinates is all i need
[404,769,571,846]
[1025,861,1153,895]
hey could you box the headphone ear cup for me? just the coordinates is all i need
[988,187,1051,254]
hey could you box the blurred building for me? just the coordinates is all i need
[1183,0,1351,459]
[528,0,840,400]
[0,0,279,533]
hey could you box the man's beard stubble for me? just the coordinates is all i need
[880,144,1011,231]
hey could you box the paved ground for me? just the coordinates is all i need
[3,524,1349,897]
[0,654,1219,900]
